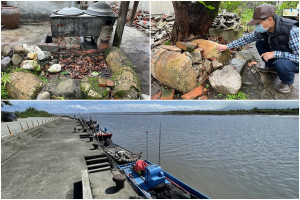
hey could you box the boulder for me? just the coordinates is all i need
[105,47,141,99]
[23,44,45,60]
[209,65,242,94]
[37,91,51,100]
[12,54,22,66]
[42,77,83,99]
[6,72,44,99]
[48,64,61,73]
[161,45,182,52]
[80,77,110,99]
[212,60,223,70]
[192,64,204,75]
[191,39,231,63]
[1,57,11,71]
[2,46,12,57]
[235,49,253,61]
[13,45,29,57]
[20,60,40,71]
[191,48,202,64]
[230,57,246,74]
[176,41,196,52]
[151,48,197,93]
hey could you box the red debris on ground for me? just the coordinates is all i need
[57,54,110,79]
[248,61,258,67]
[151,91,162,100]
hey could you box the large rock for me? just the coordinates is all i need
[20,60,40,71]
[191,39,231,64]
[42,77,83,99]
[37,91,50,100]
[12,54,22,66]
[1,57,11,71]
[176,41,196,52]
[48,64,61,73]
[151,48,198,93]
[209,65,242,94]
[105,47,141,99]
[230,58,246,74]
[23,44,45,60]
[6,72,44,99]
[13,45,29,57]
[81,77,110,99]
[2,46,12,57]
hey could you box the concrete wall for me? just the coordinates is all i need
[1,118,61,163]
[7,1,149,24]
[151,1,174,15]
[7,1,73,23]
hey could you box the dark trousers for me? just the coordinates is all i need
[256,40,299,84]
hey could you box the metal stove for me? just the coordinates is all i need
[49,2,117,52]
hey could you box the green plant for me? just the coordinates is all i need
[39,76,48,83]
[1,72,11,87]
[199,1,216,10]
[1,85,9,99]
[225,91,248,100]
[164,41,170,45]
[205,84,210,89]
[91,71,101,77]
[61,71,69,75]
[218,93,223,97]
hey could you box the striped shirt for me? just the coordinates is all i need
[227,26,299,63]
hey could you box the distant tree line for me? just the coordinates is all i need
[167,108,299,115]
[15,107,54,118]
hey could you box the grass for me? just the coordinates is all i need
[225,91,248,100]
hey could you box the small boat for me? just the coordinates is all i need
[95,131,113,141]
[103,143,142,164]
[118,160,209,199]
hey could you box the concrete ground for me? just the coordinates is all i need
[1,118,137,199]
[1,22,150,95]
[1,117,56,137]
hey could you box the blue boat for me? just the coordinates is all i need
[117,160,209,199]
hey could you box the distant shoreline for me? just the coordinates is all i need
[58,108,299,116]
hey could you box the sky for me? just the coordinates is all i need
[1,100,298,114]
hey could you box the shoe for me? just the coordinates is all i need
[276,83,293,94]
[258,66,278,74]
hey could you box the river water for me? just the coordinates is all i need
[80,113,299,199]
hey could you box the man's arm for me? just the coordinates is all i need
[227,31,265,49]
[273,26,299,63]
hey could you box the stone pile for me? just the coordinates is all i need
[211,10,241,30]
[151,38,250,99]
[1,44,141,100]
[209,10,243,43]
[151,13,175,48]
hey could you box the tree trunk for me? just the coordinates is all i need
[171,1,220,44]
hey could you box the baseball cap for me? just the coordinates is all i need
[247,4,276,26]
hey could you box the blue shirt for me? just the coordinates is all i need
[227,26,299,63]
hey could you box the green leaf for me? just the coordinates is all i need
[199,1,215,10]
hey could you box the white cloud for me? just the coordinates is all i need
[67,105,88,111]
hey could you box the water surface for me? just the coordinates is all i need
[80,114,299,199]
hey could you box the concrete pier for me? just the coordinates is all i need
[1,117,137,199]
